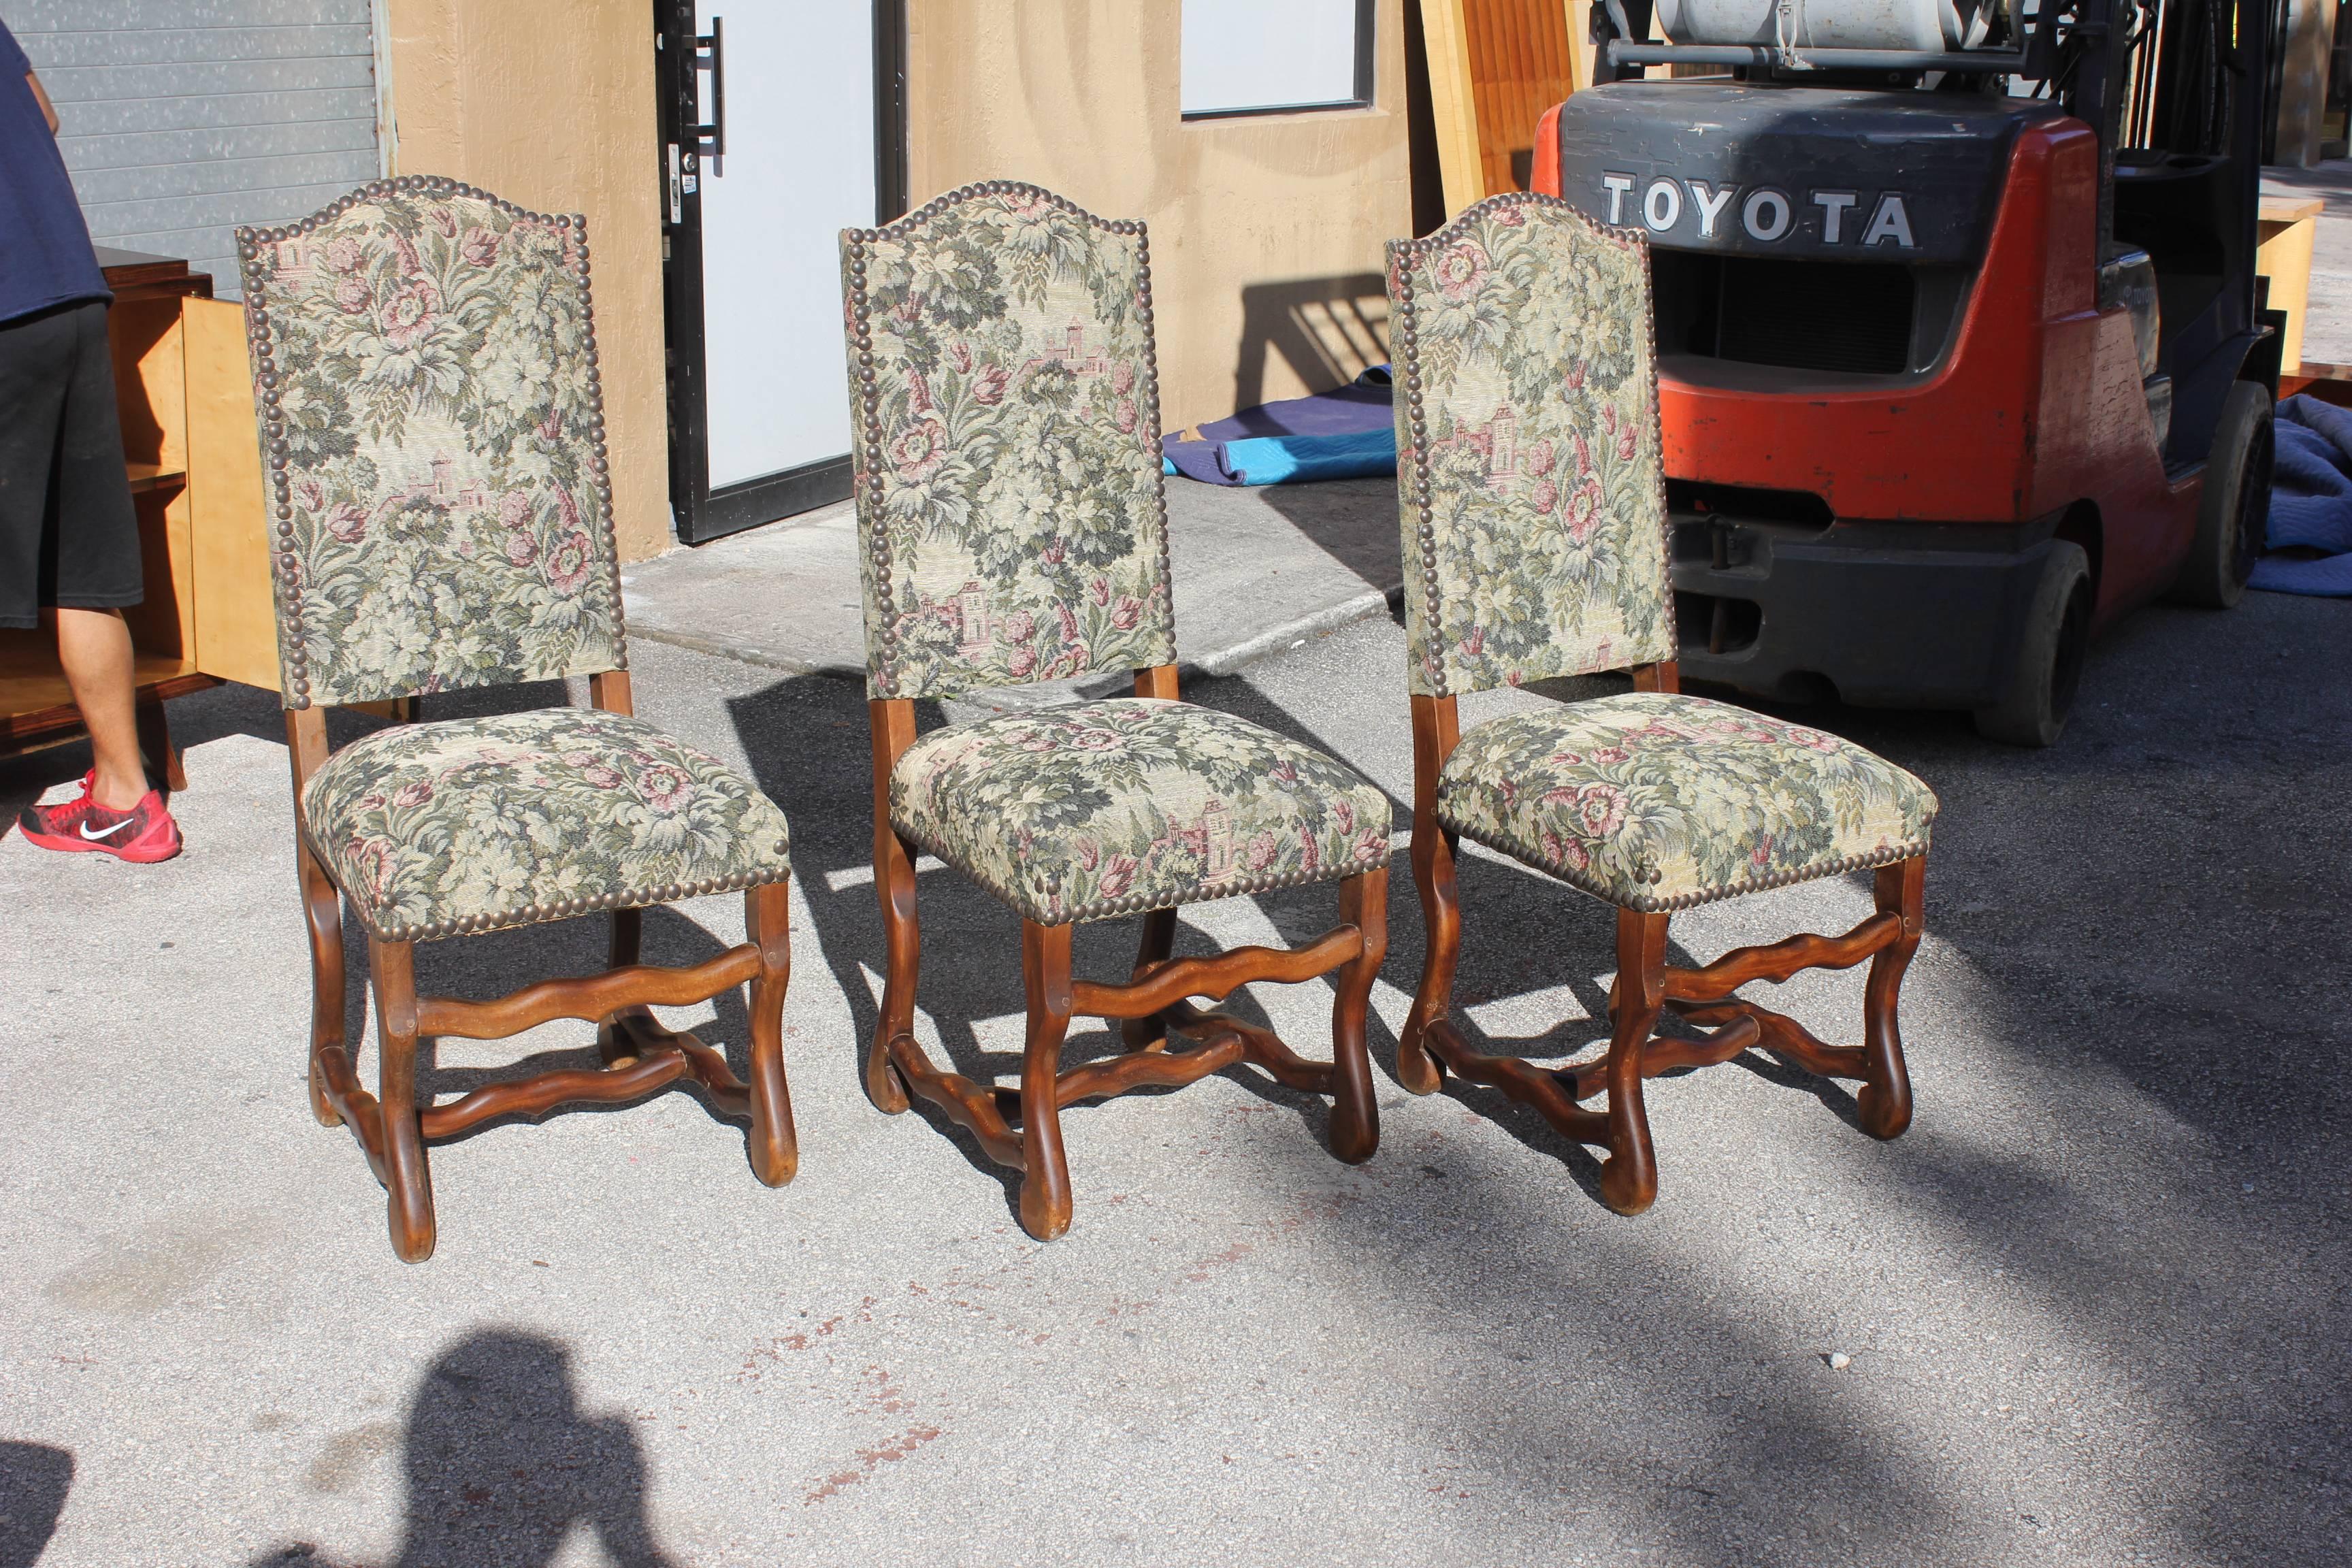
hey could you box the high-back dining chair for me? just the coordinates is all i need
[1387,193,1940,1214]
[238,178,797,1261]
[840,182,1393,1241]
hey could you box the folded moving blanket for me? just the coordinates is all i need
[1162,366,1395,486]
[2255,393,2352,597]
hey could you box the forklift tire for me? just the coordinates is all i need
[2168,380,2274,610]
[1973,542,2092,749]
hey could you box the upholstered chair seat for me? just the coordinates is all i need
[303,708,793,943]
[845,182,1392,1241]
[1435,692,1934,913]
[1389,192,1938,1218]
[240,178,798,1262]
[889,698,1391,927]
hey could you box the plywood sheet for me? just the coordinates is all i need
[1420,1,1585,216]
[182,298,281,693]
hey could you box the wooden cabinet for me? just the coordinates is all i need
[0,250,276,786]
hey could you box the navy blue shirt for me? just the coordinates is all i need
[0,20,109,325]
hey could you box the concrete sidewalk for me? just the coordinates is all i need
[1,581,2347,1566]
[621,476,1403,685]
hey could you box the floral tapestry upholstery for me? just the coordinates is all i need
[888,699,1392,926]
[840,184,1177,700]
[238,178,625,709]
[1388,194,1675,698]
[1437,692,1936,913]
[303,709,791,942]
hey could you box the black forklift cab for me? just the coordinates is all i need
[1588,0,2283,465]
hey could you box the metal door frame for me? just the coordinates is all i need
[655,0,909,545]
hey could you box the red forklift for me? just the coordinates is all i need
[1533,0,2281,743]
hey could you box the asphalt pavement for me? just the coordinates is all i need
[1,578,2346,1567]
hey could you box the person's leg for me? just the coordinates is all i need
[10,303,178,862]
[0,308,73,634]
[48,301,150,811]
[54,606,146,808]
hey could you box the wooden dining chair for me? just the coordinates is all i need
[1386,193,1940,1215]
[238,178,798,1262]
[839,182,1393,1241]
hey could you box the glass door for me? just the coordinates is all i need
[655,1,908,543]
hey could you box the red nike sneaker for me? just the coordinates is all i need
[16,772,182,864]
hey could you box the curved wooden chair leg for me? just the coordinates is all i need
[595,906,649,1066]
[1122,907,1179,1050]
[1017,921,1077,1241]
[369,937,437,1263]
[1598,910,1669,1216]
[1399,827,1460,1096]
[1327,868,1388,1163]
[868,828,920,1115]
[742,882,799,1186]
[297,840,346,1128]
[608,904,643,966]
[1858,856,1925,1141]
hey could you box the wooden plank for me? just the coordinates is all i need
[0,632,208,734]
[182,297,281,692]
[1566,0,1599,93]
[1420,0,1584,213]
[1420,0,1486,216]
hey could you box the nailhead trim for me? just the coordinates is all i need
[884,817,1388,928]
[1435,804,1932,915]
[235,175,630,710]
[839,180,1175,701]
[1387,192,1678,698]
[304,823,791,942]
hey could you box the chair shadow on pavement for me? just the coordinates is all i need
[250,1330,676,1568]
[719,670,1428,1216]
[713,664,1804,1218]
[0,1441,72,1568]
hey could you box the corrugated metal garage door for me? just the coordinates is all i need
[8,0,382,296]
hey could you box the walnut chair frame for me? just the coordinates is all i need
[845,182,1387,1241]
[866,671,1388,1243]
[286,671,796,1264]
[245,178,796,1262]
[1385,191,1929,1215]
[1400,672,1923,1216]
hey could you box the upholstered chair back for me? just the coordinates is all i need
[238,178,627,710]
[840,182,1178,700]
[1388,193,1676,697]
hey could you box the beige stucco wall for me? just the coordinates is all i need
[381,0,672,561]
[909,2,1414,432]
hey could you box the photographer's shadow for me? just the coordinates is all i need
[252,1330,678,1568]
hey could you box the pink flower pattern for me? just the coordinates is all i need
[1396,197,1672,698]
[301,709,789,941]
[244,185,625,706]
[888,698,1390,926]
[1436,690,1936,911]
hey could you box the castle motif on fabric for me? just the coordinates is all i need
[840,184,1178,700]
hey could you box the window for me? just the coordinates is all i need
[1180,0,1374,120]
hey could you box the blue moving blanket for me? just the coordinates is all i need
[2255,394,2352,596]
[1162,366,1395,485]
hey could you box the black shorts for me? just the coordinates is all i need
[0,299,142,630]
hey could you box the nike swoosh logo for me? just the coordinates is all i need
[78,817,135,841]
